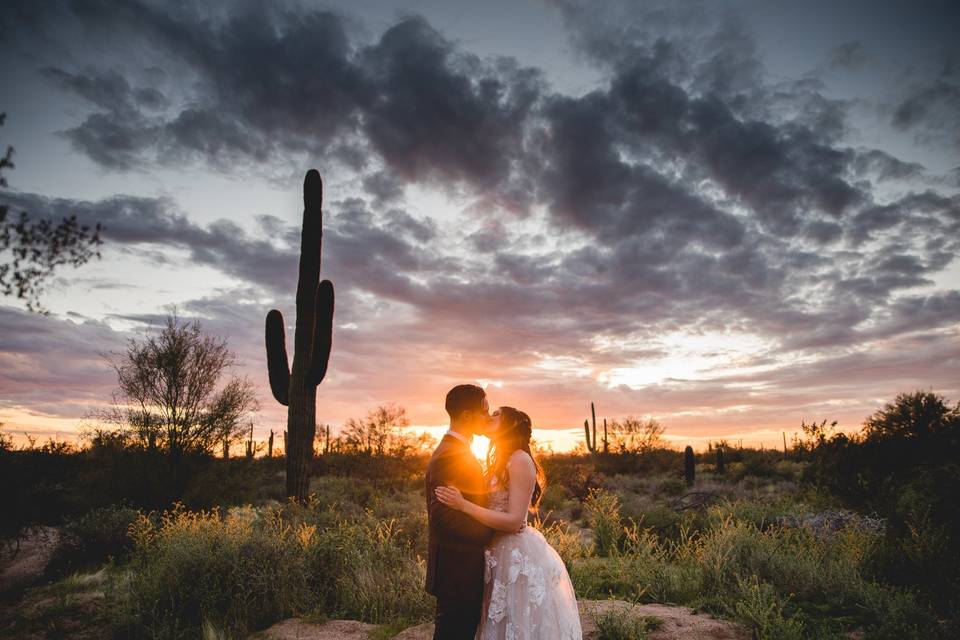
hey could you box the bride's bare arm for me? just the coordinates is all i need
[435,451,535,533]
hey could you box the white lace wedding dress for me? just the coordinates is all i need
[475,481,583,639]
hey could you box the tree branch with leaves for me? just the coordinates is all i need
[0,113,103,313]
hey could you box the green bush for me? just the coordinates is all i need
[584,487,623,556]
[113,498,433,639]
[593,606,662,640]
[119,504,314,639]
[46,504,141,577]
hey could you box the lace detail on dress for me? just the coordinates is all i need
[476,485,582,639]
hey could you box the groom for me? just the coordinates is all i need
[425,383,495,639]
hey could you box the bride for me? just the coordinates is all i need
[435,406,583,640]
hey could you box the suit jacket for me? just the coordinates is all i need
[424,433,495,599]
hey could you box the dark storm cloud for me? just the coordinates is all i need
[6,2,543,199]
[359,17,542,193]
[850,149,926,182]
[1,0,958,435]
[891,52,960,150]
[5,0,954,355]
[826,41,868,71]
[0,190,296,289]
[0,189,449,321]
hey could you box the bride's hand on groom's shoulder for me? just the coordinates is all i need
[435,485,466,511]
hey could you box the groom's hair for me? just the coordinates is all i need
[445,384,486,420]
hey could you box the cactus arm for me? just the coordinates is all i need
[307,279,335,386]
[265,309,290,405]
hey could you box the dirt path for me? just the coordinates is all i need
[256,600,750,640]
[0,527,61,595]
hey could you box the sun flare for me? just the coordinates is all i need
[470,434,490,463]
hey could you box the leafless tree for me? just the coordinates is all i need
[607,415,665,454]
[341,403,433,456]
[86,308,259,467]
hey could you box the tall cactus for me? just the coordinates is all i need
[684,445,695,486]
[716,445,725,474]
[265,169,335,503]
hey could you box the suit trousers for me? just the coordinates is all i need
[433,592,481,640]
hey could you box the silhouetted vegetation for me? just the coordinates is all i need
[800,390,960,624]
[86,309,259,500]
[0,113,103,313]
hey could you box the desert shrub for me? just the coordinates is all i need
[592,605,662,640]
[730,575,805,640]
[802,390,960,622]
[534,515,592,573]
[120,504,314,639]
[584,487,623,556]
[115,498,433,639]
[46,504,141,577]
[307,514,432,624]
[538,482,572,514]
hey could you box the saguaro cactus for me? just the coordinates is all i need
[265,169,335,503]
[716,446,725,474]
[268,430,275,458]
[603,417,608,454]
[684,445,696,486]
[584,401,606,454]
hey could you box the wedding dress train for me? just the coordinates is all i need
[475,487,582,640]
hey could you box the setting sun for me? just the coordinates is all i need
[470,434,490,463]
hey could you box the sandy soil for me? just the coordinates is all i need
[258,599,750,639]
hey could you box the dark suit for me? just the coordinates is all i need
[425,433,495,639]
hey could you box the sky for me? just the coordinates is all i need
[1,0,958,453]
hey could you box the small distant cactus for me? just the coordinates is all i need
[584,402,607,454]
[716,446,725,474]
[684,445,695,486]
[268,430,275,458]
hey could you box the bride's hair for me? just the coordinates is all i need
[486,406,546,510]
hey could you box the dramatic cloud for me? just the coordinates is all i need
[1,0,957,445]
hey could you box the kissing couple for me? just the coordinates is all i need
[425,384,583,639]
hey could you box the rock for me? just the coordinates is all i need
[0,526,62,594]
[257,618,379,640]
[388,600,750,639]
